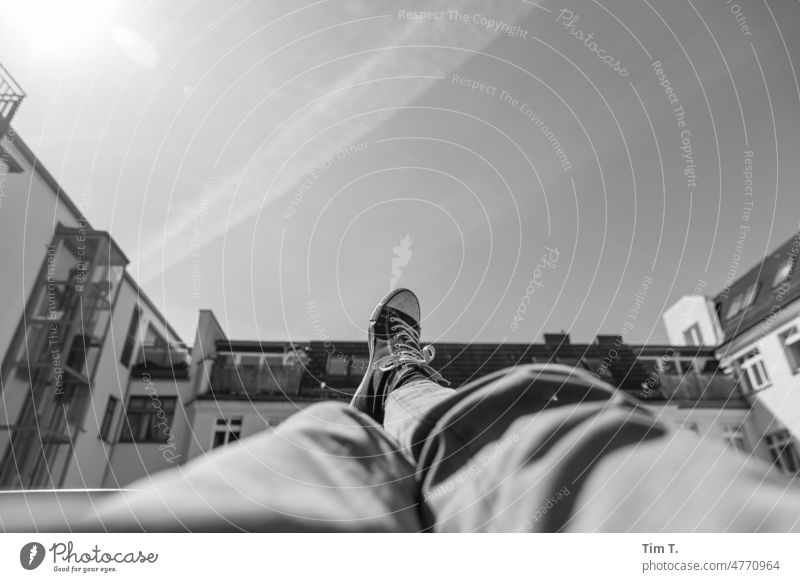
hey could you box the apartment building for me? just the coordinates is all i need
[180,330,774,469]
[663,229,800,474]
[0,65,189,489]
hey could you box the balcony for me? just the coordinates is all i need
[0,62,24,136]
[130,344,190,379]
[208,364,305,399]
[657,372,747,408]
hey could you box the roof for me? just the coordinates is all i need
[301,340,724,397]
[215,340,307,353]
[203,337,742,406]
[715,230,800,344]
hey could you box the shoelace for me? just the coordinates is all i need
[378,316,448,384]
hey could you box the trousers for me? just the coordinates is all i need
[83,364,800,532]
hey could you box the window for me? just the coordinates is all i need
[0,147,24,173]
[725,295,743,319]
[725,283,759,319]
[722,425,747,454]
[740,350,771,392]
[212,417,242,448]
[120,307,140,368]
[100,396,118,442]
[765,430,800,474]
[136,324,169,366]
[350,356,370,375]
[324,354,369,378]
[325,356,349,376]
[118,395,176,443]
[773,259,796,288]
[142,324,166,349]
[682,323,702,346]
[66,333,102,378]
[779,326,800,374]
[742,282,760,310]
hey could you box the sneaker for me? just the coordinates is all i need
[350,288,446,422]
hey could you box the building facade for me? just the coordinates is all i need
[663,229,800,475]
[181,330,775,471]
[0,66,189,489]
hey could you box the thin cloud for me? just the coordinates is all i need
[133,0,538,281]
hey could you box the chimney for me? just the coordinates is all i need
[595,334,624,345]
[544,332,570,345]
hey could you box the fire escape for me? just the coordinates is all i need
[0,61,24,138]
[0,226,128,488]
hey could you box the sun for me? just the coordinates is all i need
[9,0,115,57]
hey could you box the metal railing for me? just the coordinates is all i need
[0,61,25,132]
[209,365,304,397]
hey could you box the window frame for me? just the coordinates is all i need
[211,416,243,449]
[740,350,771,392]
[721,425,747,454]
[765,430,800,474]
[100,395,118,442]
[780,326,800,374]
[120,306,141,368]
[725,283,759,320]
[141,324,167,350]
[118,395,177,443]
[772,259,796,288]
[0,147,24,173]
[324,353,369,379]
[682,323,703,346]
[325,355,351,376]
[725,294,744,319]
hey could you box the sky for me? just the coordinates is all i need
[2,0,800,348]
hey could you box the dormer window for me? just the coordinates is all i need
[773,258,796,288]
[725,282,759,319]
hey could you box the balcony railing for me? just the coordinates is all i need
[209,365,304,398]
[657,372,746,406]
[130,345,190,378]
[0,62,24,133]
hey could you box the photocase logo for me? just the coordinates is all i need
[20,542,46,570]
[390,234,413,290]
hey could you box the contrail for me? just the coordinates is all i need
[132,0,538,281]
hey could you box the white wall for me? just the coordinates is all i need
[0,133,81,361]
[1,131,193,488]
[721,306,800,440]
[662,295,722,346]
[91,282,189,488]
[185,400,314,462]
[64,277,188,487]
